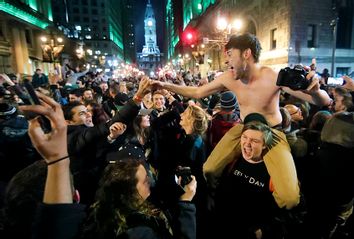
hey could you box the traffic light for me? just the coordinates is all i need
[182,28,197,46]
[186,32,193,41]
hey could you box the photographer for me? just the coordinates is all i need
[151,33,331,210]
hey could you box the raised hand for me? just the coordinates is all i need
[342,75,354,91]
[150,79,166,91]
[304,71,321,94]
[19,92,73,204]
[0,73,15,86]
[136,76,151,98]
[179,176,197,202]
[19,92,67,163]
[109,122,127,139]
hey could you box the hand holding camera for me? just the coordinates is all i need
[276,65,312,90]
[277,64,322,93]
[175,166,193,187]
[175,166,197,201]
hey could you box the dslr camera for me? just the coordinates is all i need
[175,166,192,188]
[276,65,311,91]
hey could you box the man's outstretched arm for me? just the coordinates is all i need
[151,73,227,99]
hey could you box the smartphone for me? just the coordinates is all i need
[327,77,344,86]
[24,80,41,105]
[23,80,52,133]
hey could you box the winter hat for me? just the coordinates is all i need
[220,91,238,111]
[243,112,268,126]
[0,103,17,119]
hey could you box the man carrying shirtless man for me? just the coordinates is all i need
[152,33,331,209]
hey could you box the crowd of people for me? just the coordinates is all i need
[0,33,353,239]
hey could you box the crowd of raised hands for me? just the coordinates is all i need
[17,76,197,239]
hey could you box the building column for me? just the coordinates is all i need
[11,27,24,74]
[12,27,30,75]
[19,29,31,74]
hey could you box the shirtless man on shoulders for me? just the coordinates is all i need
[152,33,331,209]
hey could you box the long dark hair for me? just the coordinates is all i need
[131,115,150,145]
[82,159,157,238]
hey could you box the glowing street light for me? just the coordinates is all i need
[232,19,243,32]
[216,17,228,31]
[40,34,65,63]
[216,17,243,37]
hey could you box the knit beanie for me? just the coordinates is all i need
[220,91,238,111]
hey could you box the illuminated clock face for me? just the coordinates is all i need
[147,20,153,26]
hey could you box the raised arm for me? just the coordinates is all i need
[151,73,226,99]
[109,76,151,125]
[19,92,72,204]
[342,75,354,92]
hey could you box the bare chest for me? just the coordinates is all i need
[223,80,279,123]
[229,78,277,102]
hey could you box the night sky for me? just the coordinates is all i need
[134,0,164,54]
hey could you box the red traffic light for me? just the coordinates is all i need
[182,28,197,45]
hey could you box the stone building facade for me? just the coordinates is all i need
[181,0,354,76]
[225,0,353,75]
[0,0,53,75]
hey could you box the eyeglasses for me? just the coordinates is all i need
[290,108,301,115]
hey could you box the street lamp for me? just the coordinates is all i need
[199,16,243,71]
[216,17,243,41]
[40,35,64,63]
[191,44,205,64]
